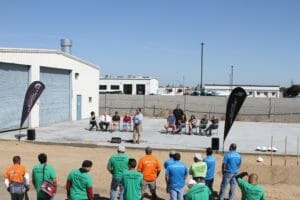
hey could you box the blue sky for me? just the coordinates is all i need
[1,0,299,87]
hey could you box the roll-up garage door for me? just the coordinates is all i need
[39,67,71,126]
[0,62,29,132]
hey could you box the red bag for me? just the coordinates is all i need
[40,181,56,197]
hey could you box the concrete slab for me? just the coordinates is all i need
[0,118,299,155]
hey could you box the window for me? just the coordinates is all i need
[111,85,120,90]
[264,92,268,96]
[272,92,276,96]
[89,97,92,103]
[166,88,173,93]
[177,89,183,93]
[99,85,107,90]
[248,91,253,95]
[75,72,79,79]
[257,92,260,95]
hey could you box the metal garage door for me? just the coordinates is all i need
[0,63,29,132]
[39,67,71,126]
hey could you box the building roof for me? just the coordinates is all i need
[205,84,280,88]
[0,48,100,70]
[100,76,158,81]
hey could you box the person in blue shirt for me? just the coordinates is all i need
[132,107,143,144]
[164,151,175,169]
[164,111,176,133]
[204,148,216,192]
[165,153,188,200]
[219,143,242,200]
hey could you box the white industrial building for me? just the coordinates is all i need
[99,75,158,95]
[0,39,99,132]
[157,86,190,95]
[204,84,280,98]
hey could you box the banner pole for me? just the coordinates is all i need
[297,136,299,167]
[284,136,287,166]
[271,136,273,166]
[18,129,21,141]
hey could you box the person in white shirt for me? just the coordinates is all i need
[99,112,112,131]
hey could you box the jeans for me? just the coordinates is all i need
[169,187,184,200]
[205,178,214,192]
[219,172,237,200]
[110,178,124,200]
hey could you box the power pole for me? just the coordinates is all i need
[230,65,234,91]
[200,42,204,95]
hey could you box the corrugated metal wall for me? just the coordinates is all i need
[39,67,71,126]
[0,62,29,131]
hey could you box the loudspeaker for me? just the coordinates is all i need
[211,137,219,150]
[110,137,121,144]
[27,129,36,140]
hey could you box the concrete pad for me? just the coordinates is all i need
[0,118,299,155]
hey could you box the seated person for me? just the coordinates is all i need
[188,115,197,135]
[164,110,176,133]
[122,113,132,132]
[204,116,219,135]
[180,113,187,129]
[111,111,121,131]
[89,111,98,131]
[99,112,112,131]
[175,113,187,133]
[199,114,209,133]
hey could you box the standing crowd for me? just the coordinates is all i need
[4,143,265,200]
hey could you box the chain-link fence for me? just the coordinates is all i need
[99,94,300,122]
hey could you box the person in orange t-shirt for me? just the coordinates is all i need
[4,155,30,200]
[137,146,161,200]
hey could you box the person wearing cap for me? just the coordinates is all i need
[137,146,161,199]
[235,172,266,200]
[165,153,188,200]
[189,153,207,183]
[121,158,143,200]
[66,160,93,200]
[164,151,175,169]
[107,145,129,200]
[4,155,30,200]
[203,147,216,192]
[184,179,211,200]
[219,143,242,200]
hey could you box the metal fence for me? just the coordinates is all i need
[99,94,300,122]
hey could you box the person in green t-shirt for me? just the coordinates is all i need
[107,145,129,200]
[32,153,57,200]
[66,160,93,200]
[184,179,211,200]
[236,172,266,200]
[121,158,143,200]
[189,153,207,183]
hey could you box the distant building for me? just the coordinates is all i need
[157,86,190,95]
[99,75,159,95]
[204,84,280,98]
[0,43,99,132]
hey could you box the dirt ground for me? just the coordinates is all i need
[0,140,299,200]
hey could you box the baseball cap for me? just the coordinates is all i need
[118,145,126,152]
[194,153,202,161]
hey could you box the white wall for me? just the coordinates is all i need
[0,51,99,127]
